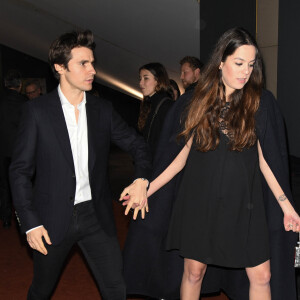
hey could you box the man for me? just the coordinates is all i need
[0,69,27,228]
[10,30,151,300]
[25,79,42,100]
[179,56,203,92]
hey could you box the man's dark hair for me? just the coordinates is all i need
[24,79,41,89]
[4,69,22,89]
[179,56,203,70]
[48,30,96,80]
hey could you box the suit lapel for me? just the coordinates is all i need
[48,90,75,171]
[86,95,98,175]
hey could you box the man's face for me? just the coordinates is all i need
[26,84,41,100]
[56,47,96,93]
[180,62,200,89]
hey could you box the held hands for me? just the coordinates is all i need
[26,226,52,255]
[119,178,149,220]
[284,210,300,232]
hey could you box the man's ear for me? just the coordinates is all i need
[54,64,65,75]
[194,68,201,80]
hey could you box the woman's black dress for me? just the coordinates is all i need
[123,90,297,300]
[166,130,270,268]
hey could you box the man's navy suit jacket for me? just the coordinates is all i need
[9,89,151,245]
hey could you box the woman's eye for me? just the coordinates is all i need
[249,64,254,68]
[235,63,242,66]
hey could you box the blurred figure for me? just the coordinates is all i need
[138,62,173,156]
[169,79,181,100]
[179,56,203,92]
[25,79,42,100]
[0,69,27,228]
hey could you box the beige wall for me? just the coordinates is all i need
[256,0,279,97]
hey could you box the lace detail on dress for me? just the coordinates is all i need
[219,102,231,136]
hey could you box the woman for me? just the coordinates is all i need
[169,79,181,100]
[122,28,300,300]
[122,63,173,298]
[138,63,173,156]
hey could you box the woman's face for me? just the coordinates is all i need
[139,69,158,97]
[220,45,256,98]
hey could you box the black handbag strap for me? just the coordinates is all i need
[146,97,170,143]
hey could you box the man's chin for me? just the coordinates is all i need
[83,85,93,91]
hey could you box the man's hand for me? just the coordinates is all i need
[26,226,52,255]
[120,178,149,220]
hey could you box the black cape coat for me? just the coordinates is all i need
[123,89,297,300]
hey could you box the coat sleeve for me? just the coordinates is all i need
[9,102,42,233]
[256,90,294,231]
[110,108,152,180]
[256,90,297,300]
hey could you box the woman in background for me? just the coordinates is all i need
[138,63,173,157]
[169,79,181,100]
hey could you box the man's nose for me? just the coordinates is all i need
[89,64,96,74]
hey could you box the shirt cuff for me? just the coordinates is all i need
[26,225,43,234]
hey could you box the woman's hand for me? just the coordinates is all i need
[284,210,300,232]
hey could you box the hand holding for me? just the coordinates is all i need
[120,178,149,219]
[26,226,52,255]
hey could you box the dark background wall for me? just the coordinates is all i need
[277,0,300,157]
[200,0,256,64]
[0,44,140,129]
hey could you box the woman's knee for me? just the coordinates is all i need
[184,259,207,284]
[247,263,271,287]
[254,269,271,286]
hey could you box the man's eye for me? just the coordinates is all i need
[235,63,242,66]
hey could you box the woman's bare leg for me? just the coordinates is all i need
[246,260,271,300]
[180,258,207,300]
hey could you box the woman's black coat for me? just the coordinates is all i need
[142,91,173,156]
[123,89,297,300]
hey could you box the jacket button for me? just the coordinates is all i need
[70,196,74,201]
[72,173,76,178]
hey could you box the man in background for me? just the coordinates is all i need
[25,79,42,100]
[179,56,203,93]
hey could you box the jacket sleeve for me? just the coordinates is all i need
[9,102,41,233]
[110,108,152,180]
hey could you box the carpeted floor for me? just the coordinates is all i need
[0,147,228,300]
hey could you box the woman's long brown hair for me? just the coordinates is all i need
[180,28,264,152]
[138,63,171,131]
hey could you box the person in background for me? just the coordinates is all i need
[179,56,203,93]
[169,79,181,100]
[138,62,173,157]
[0,69,27,228]
[9,30,151,300]
[25,79,42,100]
[123,63,173,300]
